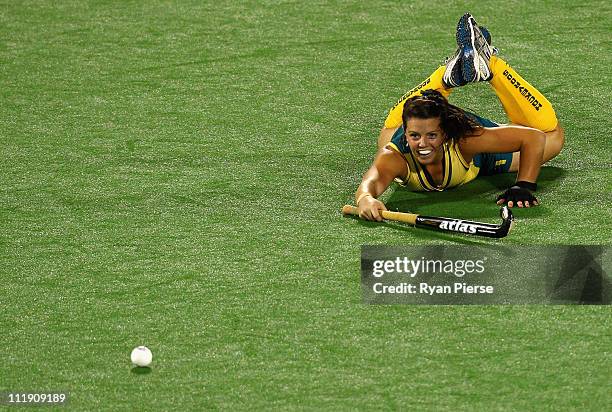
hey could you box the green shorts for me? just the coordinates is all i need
[473,152,514,175]
[468,112,513,175]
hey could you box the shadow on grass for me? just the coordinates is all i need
[383,167,566,220]
[131,366,152,375]
[343,167,566,242]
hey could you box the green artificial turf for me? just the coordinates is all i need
[1,1,610,410]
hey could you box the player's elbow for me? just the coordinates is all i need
[528,129,547,153]
[536,129,547,147]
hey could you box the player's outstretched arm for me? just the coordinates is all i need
[355,148,408,221]
[461,125,546,208]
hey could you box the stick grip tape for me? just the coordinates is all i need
[341,205,418,225]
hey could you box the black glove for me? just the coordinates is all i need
[496,181,538,207]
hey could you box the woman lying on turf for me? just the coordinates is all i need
[355,14,564,221]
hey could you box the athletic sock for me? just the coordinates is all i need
[489,56,558,132]
[384,65,451,129]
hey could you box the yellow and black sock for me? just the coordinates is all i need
[384,65,451,129]
[489,56,558,132]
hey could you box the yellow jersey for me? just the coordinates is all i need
[387,137,479,192]
[386,119,513,191]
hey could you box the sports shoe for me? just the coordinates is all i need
[456,13,496,83]
[480,26,500,56]
[442,48,466,88]
[474,24,499,57]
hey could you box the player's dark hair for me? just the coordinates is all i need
[401,89,483,142]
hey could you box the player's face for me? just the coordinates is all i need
[405,117,446,165]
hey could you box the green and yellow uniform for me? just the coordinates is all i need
[387,114,512,192]
[382,55,558,192]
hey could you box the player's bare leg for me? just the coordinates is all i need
[509,125,564,172]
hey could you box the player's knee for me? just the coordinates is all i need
[550,124,564,154]
[543,124,564,162]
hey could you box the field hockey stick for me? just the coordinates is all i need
[342,205,513,238]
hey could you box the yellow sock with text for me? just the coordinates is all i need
[384,65,451,129]
[489,56,558,132]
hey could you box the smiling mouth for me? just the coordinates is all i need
[417,149,433,157]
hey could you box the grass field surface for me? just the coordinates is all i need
[1,1,611,410]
